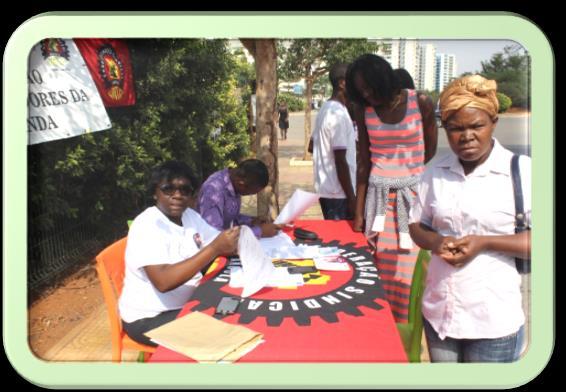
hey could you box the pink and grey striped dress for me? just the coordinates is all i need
[364,89,424,323]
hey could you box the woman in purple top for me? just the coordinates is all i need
[197,159,283,238]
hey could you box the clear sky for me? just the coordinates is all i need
[421,39,525,75]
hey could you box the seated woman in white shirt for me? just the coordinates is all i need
[119,160,240,346]
[408,75,530,362]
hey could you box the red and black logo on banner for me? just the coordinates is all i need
[74,38,136,107]
[189,239,385,327]
[96,44,126,102]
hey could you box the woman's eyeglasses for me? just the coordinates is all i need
[159,184,194,196]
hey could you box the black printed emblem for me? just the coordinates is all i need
[189,239,385,327]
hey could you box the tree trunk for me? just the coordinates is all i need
[248,95,257,154]
[303,76,314,161]
[241,39,280,221]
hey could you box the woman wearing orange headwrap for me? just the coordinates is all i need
[408,75,531,362]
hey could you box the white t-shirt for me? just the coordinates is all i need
[409,138,531,339]
[312,100,357,199]
[119,206,220,323]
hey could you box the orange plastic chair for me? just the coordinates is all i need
[95,237,156,362]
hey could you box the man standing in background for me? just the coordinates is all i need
[309,63,356,220]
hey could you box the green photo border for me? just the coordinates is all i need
[3,11,554,388]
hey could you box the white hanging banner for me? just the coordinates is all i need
[27,38,112,145]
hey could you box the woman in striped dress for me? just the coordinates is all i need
[346,54,437,322]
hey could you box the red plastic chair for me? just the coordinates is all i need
[95,237,156,362]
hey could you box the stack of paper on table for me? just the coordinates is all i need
[229,266,304,288]
[237,223,349,296]
[270,244,342,259]
[258,231,296,252]
[259,232,343,260]
[145,311,263,363]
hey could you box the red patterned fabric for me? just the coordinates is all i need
[74,39,135,107]
[365,89,425,178]
[364,90,424,322]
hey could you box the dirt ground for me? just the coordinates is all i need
[28,261,104,358]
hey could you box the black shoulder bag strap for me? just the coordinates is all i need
[511,154,530,274]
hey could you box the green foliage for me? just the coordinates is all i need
[312,80,331,99]
[421,89,440,107]
[28,39,250,233]
[278,39,379,83]
[277,92,305,112]
[232,49,256,119]
[232,49,256,89]
[497,92,513,113]
[277,39,379,144]
[481,45,530,109]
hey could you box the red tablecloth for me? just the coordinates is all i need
[149,220,407,363]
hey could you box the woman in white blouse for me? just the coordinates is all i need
[119,160,240,346]
[409,75,530,362]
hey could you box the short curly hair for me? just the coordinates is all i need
[329,62,349,90]
[147,160,197,197]
[233,159,269,188]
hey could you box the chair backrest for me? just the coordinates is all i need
[408,249,430,324]
[96,236,128,295]
[406,248,431,362]
[95,237,128,357]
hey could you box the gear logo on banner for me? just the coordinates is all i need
[97,44,126,102]
[188,240,385,327]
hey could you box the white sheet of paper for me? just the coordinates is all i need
[230,266,304,288]
[270,244,341,259]
[229,266,245,288]
[269,267,305,286]
[269,246,306,259]
[274,189,319,224]
[258,232,296,254]
[238,226,277,297]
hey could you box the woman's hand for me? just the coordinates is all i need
[448,235,486,267]
[353,213,364,232]
[434,235,486,268]
[347,197,357,220]
[432,235,458,258]
[210,227,240,255]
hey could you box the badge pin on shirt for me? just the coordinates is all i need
[193,233,203,249]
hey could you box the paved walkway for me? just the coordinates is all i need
[242,111,322,219]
